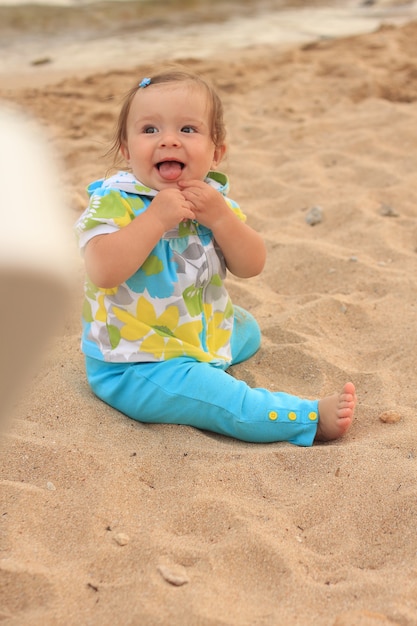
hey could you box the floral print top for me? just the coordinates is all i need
[75,170,246,364]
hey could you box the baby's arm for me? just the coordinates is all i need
[179,180,266,278]
[84,188,195,288]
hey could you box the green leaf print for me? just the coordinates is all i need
[210,274,222,287]
[107,324,121,349]
[99,191,131,218]
[82,299,93,322]
[85,278,99,300]
[153,325,175,338]
[134,184,153,194]
[142,255,163,276]
[224,298,234,318]
[183,285,202,317]
[178,220,194,236]
[129,196,146,214]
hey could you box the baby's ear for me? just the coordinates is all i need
[120,143,130,162]
[212,144,226,168]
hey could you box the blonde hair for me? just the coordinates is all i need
[108,68,226,167]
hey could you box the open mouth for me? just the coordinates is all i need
[156,160,185,181]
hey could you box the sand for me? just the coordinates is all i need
[1,9,417,626]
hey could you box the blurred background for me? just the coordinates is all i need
[1,0,416,87]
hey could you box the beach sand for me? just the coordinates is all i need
[1,9,417,626]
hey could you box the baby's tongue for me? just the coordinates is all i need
[158,161,182,180]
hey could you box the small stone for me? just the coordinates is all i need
[379,203,399,217]
[31,57,52,66]
[157,563,189,586]
[114,532,130,546]
[379,410,401,424]
[305,205,323,226]
[46,481,56,491]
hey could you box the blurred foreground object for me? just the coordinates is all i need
[0,106,72,424]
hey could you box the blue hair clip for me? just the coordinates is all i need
[139,77,151,88]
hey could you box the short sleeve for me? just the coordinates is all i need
[74,186,146,252]
[225,197,247,223]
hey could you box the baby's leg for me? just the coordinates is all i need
[229,306,261,366]
[86,357,321,446]
[315,382,356,442]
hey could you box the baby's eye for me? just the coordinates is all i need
[181,126,196,134]
[143,126,158,134]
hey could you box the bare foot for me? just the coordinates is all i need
[315,382,356,442]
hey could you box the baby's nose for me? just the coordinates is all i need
[160,132,181,147]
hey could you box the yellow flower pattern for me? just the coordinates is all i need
[204,302,233,355]
[113,297,212,361]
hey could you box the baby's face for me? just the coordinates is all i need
[121,82,224,190]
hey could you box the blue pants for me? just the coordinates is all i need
[85,307,319,446]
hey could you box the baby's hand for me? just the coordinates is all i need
[178,180,229,230]
[150,188,195,231]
